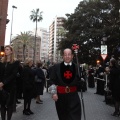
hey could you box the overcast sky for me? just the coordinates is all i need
[5,0,82,45]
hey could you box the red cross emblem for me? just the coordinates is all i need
[64,71,72,79]
[72,44,79,50]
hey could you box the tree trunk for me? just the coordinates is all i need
[33,20,37,64]
[23,44,26,61]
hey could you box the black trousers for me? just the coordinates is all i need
[88,76,95,88]
[0,88,15,120]
[55,92,81,120]
[96,79,105,95]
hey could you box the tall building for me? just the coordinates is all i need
[49,16,65,63]
[0,0,9,46]
[37,28,49,62]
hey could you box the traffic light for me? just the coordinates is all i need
[0,46,4,57]
[96,60,100,64]
[0,51,4,57]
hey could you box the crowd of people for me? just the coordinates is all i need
[0,45,47,120]
[0,45,120,120]
[86,57,120,117]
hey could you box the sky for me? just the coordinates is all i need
[5,0,82,45]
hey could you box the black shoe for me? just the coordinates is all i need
[39,100,43,102]
[27,109,34,114]
[36,101,43,104]
[23,110,30,115]
[111,111,119,117]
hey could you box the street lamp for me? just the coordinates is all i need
[101,35,107,45]
[10,5,17,45]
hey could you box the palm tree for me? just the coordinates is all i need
[11,37,20,59]
[17,31,32,61]
[30,8,43,64]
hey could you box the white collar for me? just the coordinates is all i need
[64,62,72,66]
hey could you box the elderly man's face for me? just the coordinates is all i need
[63,49,73,63]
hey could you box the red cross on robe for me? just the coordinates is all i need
[64,70,72,79]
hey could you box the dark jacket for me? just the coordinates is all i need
[0,60,19,105]
[95,66,104,79]
[109,66,120,100]
[50,62,80,87]
[22,65,35,90]
[35,68,45,84]
[49,62,81,120]
[22,65,36,99]
[0,60,19,91]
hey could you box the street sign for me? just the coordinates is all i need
[101,54,107,60]
[101,45,107,60]
[101,45,107,54]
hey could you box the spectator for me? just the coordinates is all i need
[22,58,36,115]
[35,62,45,104]
[109,58,120,117]
[0,45,19,120]
[88,65,95,88]
[95,63,105,95]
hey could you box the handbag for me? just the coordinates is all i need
[35,75,42,82]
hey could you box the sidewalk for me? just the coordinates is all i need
[10,88,120,120]
[80,88,119,120]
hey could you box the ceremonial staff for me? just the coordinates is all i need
[72,44,86,120]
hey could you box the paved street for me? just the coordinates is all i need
[11,87,120,120]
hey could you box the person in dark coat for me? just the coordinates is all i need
[88,65,95,88]
[16,62,23,103]
[35,62,45,104]
[103,67,112,104]
[49,48,81,120]
[78,64,87,91]
[22,58,36,115]
[0,45,19,120]
[109,58,120,116]
[95,63,105,95]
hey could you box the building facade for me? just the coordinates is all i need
[37,28,49,63]
[0,0,9,46]
[11,36,41,63]
[49,16,65,63]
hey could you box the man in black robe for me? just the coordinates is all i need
[49,48,81,120]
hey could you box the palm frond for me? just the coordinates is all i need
[30,8,43,22]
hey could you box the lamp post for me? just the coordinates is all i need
[72,44,86,120]
[102,36,107,44]
[10,5,17,45]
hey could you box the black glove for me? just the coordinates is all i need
[77,79,85,91]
